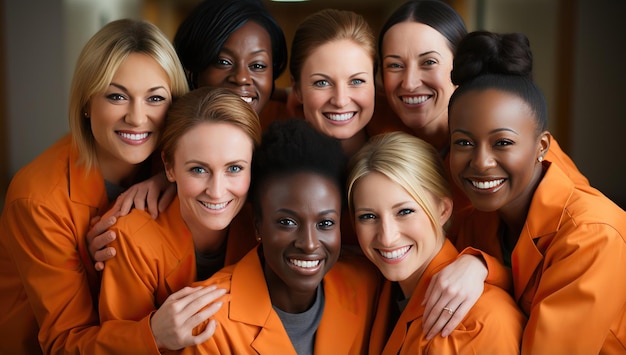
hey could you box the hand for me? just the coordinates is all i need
[113,172,175,219]
[86,212,119,271]
[422,254,487,339]
[151,286,227,351]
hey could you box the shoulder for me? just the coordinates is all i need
[325,252,382,303]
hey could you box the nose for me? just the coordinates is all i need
[330,84,350,108]
[401,65,422,91]
[205,173,224,199]
[124,100,147,126]
[379,216,399,246]
[469,144,497,171]
[230,64,251,86]
[294,223,320,253]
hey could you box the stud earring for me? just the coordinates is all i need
[256,235,261,242]
[538,156,543,163]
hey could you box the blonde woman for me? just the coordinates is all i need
[347,132,525,354]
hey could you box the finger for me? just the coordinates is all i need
[422,294,449,336]
[441,302,470,337]
[94,246,117,263]
[89,215,102,227]
[95,261,105,271]
[132,186,148,212]
[181,288,227,316]
[158,184,177,214]
[117,192,135,216]
[189,319,217,346]
[86,217,116,244]
[187,301,223,329]
[90,230,117,252]
[425,306,455,340]
[166,285,215,302]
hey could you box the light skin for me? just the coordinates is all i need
[164,122,253,254]
[197,21,273,113]
[381,22,455,152]
[294,39,375,156]
[449,89,550,243]
[352,172,452,299]
[87,52,171,187]
[257,172,342,314]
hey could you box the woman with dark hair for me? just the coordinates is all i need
[174,0,288,114]
[448,30,626,353]
[183,119,381,354]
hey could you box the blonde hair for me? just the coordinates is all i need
[347,132,452,239]
[160,87,262,166]
[69,19,189,171]
[289,8,376,84]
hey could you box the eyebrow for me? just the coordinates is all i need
[275,208,338,216]
[109,83,168,93]
[383,50,442,60]
[184,159,250,167]
[451,128,519,135]
[221,47,270,57]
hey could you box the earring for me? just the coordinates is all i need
[538,156,543,163]
[83,112,89,118]
[256,235,261,242]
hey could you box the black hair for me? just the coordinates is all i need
[173,0,288,89]
[250,119,346,218]
[449,31,548,132]
[378,0,467,65]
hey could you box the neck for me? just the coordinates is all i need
[410,113,449,155]
[398,234,445,299]
[341,129,368,158]
[263,261,318,313]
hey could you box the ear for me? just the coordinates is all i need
[437,196,453,227]
[162,151,175,182]
[291,76,303,104]
[537,131,551,162]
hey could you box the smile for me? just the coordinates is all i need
[470,179,505,190]
[240,96,253,103]
[378,245,411,260]
[401,95,429,105]
[199,200,229,210]
[289,259,321,268]
[325,112,355,121]
[117,132,149,141]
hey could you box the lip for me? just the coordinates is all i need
[198,199,231,213]
[398,94,431,107]
[375,245,412,265]
[116,130,151,145]
[286,255,324,275]
[323,111,357,126]
[230,89,258,105]
[464,177,506,193]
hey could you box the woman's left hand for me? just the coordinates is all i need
[422,254,487,339]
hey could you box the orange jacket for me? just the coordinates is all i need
[369,239,525,354]
[183,247,382,355]
[0,136,119,354]
[455,162,626,354]
[98,198,257,354]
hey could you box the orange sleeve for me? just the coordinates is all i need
[458,247,513,294]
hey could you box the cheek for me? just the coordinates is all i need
[231,174,251,198]
[197,68,225,87]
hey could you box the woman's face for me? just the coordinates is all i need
[197,21,273,113]
[449,89,547,216]
[165,122,253,235]
[295,39,375,141]
[381,22,456,134]
[352,172,449,296]
[89,53,171,173]
[259,172,341,304]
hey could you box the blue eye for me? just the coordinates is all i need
[313,80,329,88]
[398,208,414,216]
[423,59,437,66]
[350,78,365,85]
[227,165,243,173]
[358,213,376,220]
[106,93,126,101]
[190,167,206,174]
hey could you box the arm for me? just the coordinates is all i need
[521,223,626,354]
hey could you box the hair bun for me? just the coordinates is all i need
[452,31,533,86]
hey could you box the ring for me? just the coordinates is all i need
[443,307,454,315]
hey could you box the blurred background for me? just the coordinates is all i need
[1,0,625,211]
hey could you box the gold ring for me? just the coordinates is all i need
[443,307,454,315]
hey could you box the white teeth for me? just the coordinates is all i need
[402,96,428,105]
[118,132,149,141]
[200,201,228,210]
[326,112,354,121]
[240,96,253,103]
[471,179,504,189]
[290,259,320,268]
[379,246,410,260]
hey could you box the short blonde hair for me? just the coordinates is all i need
[69,19,189,171]
[347,132,452,239]
[160,87,262,167]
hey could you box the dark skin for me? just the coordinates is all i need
[255,172,342,313]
